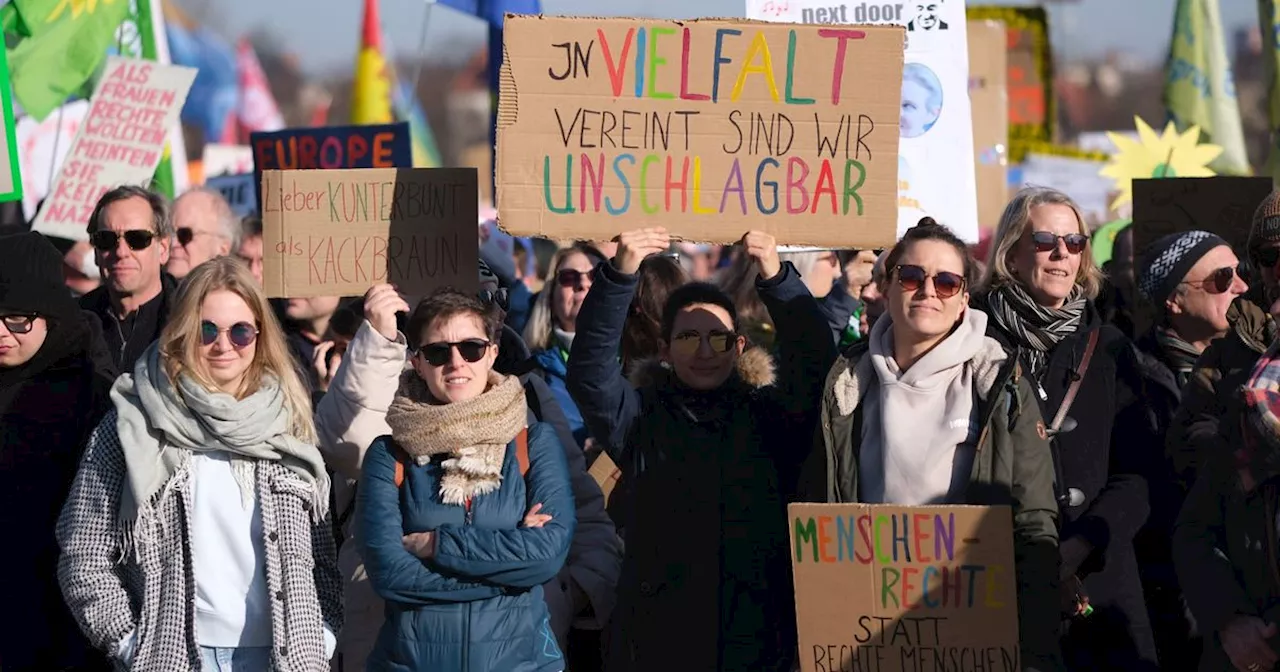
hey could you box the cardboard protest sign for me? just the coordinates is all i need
[968,20,1007,234]
[260,168,479,298]
[790,503,1019,672]
[33,58,196,241]
[496,16,904,249]
[1131,177,1272,255]
[966,7,1053,163]
[251,122,413,209]
[0,47,22,204]
[588,452,622,505]
[205,173,257,217]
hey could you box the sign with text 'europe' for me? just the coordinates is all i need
[251,122,413,210]
[789,503,1019,672]
[261,168,478,299]
[497,16,903,248]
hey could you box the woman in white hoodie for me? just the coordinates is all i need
[806,219,1062,671]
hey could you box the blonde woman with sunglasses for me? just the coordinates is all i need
[57,256,341,671]
[808,218,1062,672]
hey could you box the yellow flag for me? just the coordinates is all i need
[351,0,393,125]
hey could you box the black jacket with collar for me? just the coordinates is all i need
[79,272,177,374]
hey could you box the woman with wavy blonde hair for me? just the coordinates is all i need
[57,256,342,671]
[976,186,1159,670]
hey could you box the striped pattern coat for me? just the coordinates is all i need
[56,410,343,671]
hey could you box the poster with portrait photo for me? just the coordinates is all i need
[746,0,980,242]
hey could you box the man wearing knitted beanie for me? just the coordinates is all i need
[0,231,117,671]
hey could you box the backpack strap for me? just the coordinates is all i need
[393,445,409,488]
[516,427,530,476]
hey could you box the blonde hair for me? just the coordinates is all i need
[983,186,1104,300]
[523,244,604,351]
[159,256,316,443]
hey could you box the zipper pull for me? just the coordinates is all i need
[1036,381,1047,401]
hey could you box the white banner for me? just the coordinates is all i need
[746,0,980,243]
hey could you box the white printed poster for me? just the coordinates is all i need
[746,0,980,243]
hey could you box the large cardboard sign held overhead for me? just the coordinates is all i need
[260,168,479,299]
[1132,177,1273,254]
[790,503,1020,672]
[968,20,1008,234]
[497,15,904,249]
[33,58,196,241]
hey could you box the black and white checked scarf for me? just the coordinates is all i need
[987,282,1087,378]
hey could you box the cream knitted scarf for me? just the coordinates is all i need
[385,370,527,505]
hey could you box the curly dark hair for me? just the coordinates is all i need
[407,287,501,349]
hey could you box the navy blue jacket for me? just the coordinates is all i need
[359,422,576,672]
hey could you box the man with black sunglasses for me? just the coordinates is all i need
[78,185,178,373]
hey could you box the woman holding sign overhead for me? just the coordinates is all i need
[804,219,1063,671]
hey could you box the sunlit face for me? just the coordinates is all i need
[0,314,48,368]
[662,302,745,391]
[886,240,969,344]
[804,251,842,299]
[167,193,230,279]
[94,196,170,298]
[412,313,497,404]
[552,251,596,332]
[1009,204,1085,309]
[900,79,936,138]
[285,296,340,322]
[236,235,264,286]
[199,290,258,394]
[1168,245,1246,336]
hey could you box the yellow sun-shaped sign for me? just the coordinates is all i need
[1099,116,1222,210]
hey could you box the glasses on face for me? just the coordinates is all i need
[416,339,491,367]
[556,268,591,290]
[1180,265,1242,295]
[1,314,36,334]
[670,330,737,358]
[90,229,156,252]
[1030,231,1089,255]
[1258,247,1280,269]
[479,288,510,312]
[200,321,259,348]
[894,264,966,299]
[175,227,208,247]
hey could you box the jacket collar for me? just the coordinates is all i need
[626,347,776,390]
[1226,297,1277,356]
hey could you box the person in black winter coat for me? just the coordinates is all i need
[979,187,1160,670]
[0,232,117,670]
[566,228,835,672]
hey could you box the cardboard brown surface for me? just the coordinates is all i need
[790,503,1019,672]
[261,168,479,298]
[1131,177,1273,255]
[496,16,904,248]
[965,7,1053,163]
[587,452,621,504]
[967,20,1008,233]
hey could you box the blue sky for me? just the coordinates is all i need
[193,0,1258,77]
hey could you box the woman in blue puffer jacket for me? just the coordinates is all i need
[357,288,576,671]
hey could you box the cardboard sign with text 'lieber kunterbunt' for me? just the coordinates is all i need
[260,168,479,299]
[789,503,1020,672]
[497,16,903,249]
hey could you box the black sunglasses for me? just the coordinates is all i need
[479,288,509,312]
[417,339,491,367]
[1031,231,1089,255]
[90,229,156,252]
[1258,247,1280,269]
[1,314,37,334]
[1180,265,1242,295]
[894,264,966,299]
[200,321,259,348]
[670,330,737,357]
[175,227,204,246]
[556,268,591,289]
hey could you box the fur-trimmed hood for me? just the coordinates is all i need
[626,346,777,390]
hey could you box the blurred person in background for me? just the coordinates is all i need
[779,248,848,346]
[166,188,237,280]
[620,254,689,377]
[79,186,177,374]
[522,243,608,447]
[671,242,717,281]
[0,232,116,671]
[281,295,346,395]
[58,257,341,671]
[236,215,265,286]
[718,250,776,349]
[57,239,102,297]
[859,251,889,337]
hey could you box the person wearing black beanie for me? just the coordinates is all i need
[0,231,116,671]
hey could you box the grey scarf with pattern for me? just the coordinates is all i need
[986,283,1087,378]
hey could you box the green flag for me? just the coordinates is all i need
[2,0,130,121]
[1165,0,1250,175]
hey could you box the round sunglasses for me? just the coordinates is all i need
[556,268,591,289]
[1179,265,1243,295]
[670,330,737,357]
[200,321,259,348]
[1031,231,1089,255]
[90,229,156,252]
[1,314,37,334]
[416,339,492,367]
[894,264,966,299]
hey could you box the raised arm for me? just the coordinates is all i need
[758,260,838,419]
[56,411,138,658]
[430,423,577,588]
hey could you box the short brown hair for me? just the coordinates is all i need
[407,287,500,348]
[87,185,172,237]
